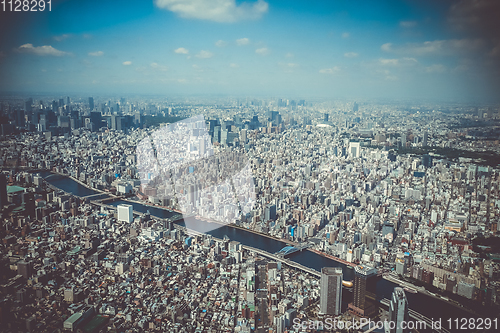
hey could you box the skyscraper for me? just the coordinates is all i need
[89,97,94,111]
[349,265,377,317]
[423,131,428,147]
[389,287,409,333]
[90,111,102,132]
[319,267,343,315]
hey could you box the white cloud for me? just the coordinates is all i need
[215,40,227,47]
[344,52,358,58]
[123,61,132,65]
[82,34,92,39]
[175,47,189,54]
[378,57,418,66]
[319,66,340,74]
[155,0,268,23]
[195,50,213,59]
[381,39,484,56]
[341,32,350,39]
[17,44,70,56]
[255,47,269,55]
[151,62,168,71]
[285,52,294,58]
[236,38,250,45]
[425,64,446,73]
[88,51,104,56]
[381,43,392,52]
[53,34,72,42]
[400,21,417,28]
[230,63,239,68]
[379,58,399,66]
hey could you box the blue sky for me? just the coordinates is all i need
[0,0,499,102]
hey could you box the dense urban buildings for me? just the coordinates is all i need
[0,95,499,332]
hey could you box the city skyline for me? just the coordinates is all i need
[1,0,500,102]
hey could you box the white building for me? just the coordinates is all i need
[349,141,361,158]
[117,204,133,223]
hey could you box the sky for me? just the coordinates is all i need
[0,0,499,102]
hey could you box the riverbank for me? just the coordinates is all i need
[383,273,477,316]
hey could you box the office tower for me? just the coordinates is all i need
[0,173,7,208]
[59,98,64,107]
[16,109,25,127]
[89,97,94,111]
[265,204,276,221]
[353,102,359,112]
[213,126,221,143]
[25,98,33,113]
[422,154,432,168]
[423,131,428,146]
[349,265,377,317]
[319,267,343,315]
[389,287,409,333]
[90,111,102,131]
[401,133,406,148]
[323,113,329,122]
[221,129,228,145]
[349,142,361,158]
[67,96,70,105]
[117,204,133,223]
[240,129,247,144]
[199,137,206,157]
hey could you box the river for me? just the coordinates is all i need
[39,171,481,329]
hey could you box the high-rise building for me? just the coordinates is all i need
[90,111,102,132]
[401,133,407,148]
[349,265,378,317]
[319,267,343,315]
[89,97,94,111]
[323,113,329,122]
[349,142,361,158]
[117,204,133,223]
[422,154,432,168]
[389,287,409,333]
[240,129,247,144]
[353,102,359,112]
[423,131,428,146]
[265,204,276,221]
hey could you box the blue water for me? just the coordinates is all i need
[41,171,478,324]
